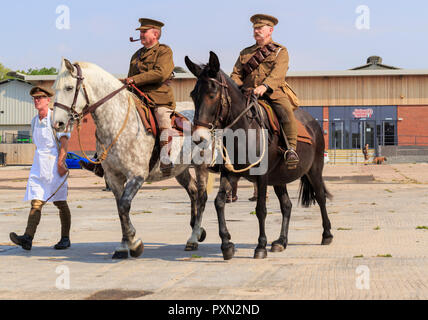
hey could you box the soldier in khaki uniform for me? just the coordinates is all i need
[231,14,300,167]
[81,18,176,176]
[125,18,176,174]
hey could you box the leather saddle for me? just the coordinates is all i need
[256,99,313,147]
[132,94,191,138]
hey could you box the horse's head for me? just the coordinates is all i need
[52,58,91,132]
[185,52,230,142]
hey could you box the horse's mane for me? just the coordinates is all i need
[53,61,122,91]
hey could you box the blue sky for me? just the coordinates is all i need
[1,0,427,74]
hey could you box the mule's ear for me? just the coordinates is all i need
[208,51,220,75]
[185,56,202,77]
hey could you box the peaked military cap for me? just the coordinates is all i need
[30,86,54,98]
[251,14,279,28]
[136,18,165,31]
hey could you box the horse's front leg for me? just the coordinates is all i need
[215,173,236,260]
[175,167,207,251]
[112,176,145,259]
[254,176,269,259]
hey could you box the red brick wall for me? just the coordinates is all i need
[323,106,329,150]
[397,106,428,146]
[68,115,97,153]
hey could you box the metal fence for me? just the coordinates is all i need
[0,133,32,144]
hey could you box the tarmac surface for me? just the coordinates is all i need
[0,163,427,300]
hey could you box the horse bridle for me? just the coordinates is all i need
[54,63,128,127]
[193,73,259,132]
[193,73,232,131]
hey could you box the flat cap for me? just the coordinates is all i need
[30,86,54,98]
[136,18,165,31]
[250,14,278,28]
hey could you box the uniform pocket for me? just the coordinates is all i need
[282,83,300,108]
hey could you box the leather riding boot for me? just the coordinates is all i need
[159,132,174,176]
[54,236,71,250]
[54,201,71,238]
[79,160,104,178]
[280,123,299,169]
[9,233,33,251]
[285,149,300,169]
[24,200,46,239]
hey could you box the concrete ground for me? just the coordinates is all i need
[0,163,427,300]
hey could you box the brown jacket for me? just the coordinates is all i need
[128,43,176,109]
[230,41,299,106]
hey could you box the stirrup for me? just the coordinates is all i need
[284,149,299,169]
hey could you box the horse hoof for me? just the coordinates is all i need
[130,240,144,258]
[112,250,129,260]
[271,243,285,253]
[198,228,207,243]
[321,236,334,246]
[221,243,235,261]
[254,248,268,259]
[185,242,198,251]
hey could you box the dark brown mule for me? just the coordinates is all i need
[185,52,333,260]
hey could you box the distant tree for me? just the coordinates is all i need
[0,63,12,81]
[17,67,58,75]
[174,66,187,73]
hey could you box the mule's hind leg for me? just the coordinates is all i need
[306,170,334,245]
[112,176,145,259]
[271,185,292,252]
[215,173,237,260]
[175,167,207,251]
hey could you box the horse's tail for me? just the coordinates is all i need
[298,175,333,207]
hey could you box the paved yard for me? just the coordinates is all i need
[0,163,427,300]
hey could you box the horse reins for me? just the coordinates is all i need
[194,73,267,173]
[53,63,155,165]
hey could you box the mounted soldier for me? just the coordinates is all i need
[230,14,300,168]
[82,18,176,176]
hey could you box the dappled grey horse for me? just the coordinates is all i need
[52,58,208,259]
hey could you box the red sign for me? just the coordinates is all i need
[353,108,374,118]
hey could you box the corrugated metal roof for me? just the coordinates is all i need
[0,80,37,125]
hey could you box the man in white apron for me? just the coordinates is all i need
[9,86,72,251]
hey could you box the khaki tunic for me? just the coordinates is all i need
[230,41,300,149]
[128,43,176,110]
[230,41,299,107]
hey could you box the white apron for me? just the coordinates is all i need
[24,110,68,202]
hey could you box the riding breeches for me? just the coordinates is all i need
[25,200,71,239]
[270,96,298,150]
[153,106,173,134]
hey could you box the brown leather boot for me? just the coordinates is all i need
[159,140,174,177]
[285,149,299,169]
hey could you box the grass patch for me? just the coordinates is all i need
[353,255,364,258]
[191,254,202,259]
[384,189,393,193]
[416,226,428,230]
[376,254,392,258]
[374,226,381,230]
[161,188,168,191]
[337,227,352,231]
[77,205,83,209]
